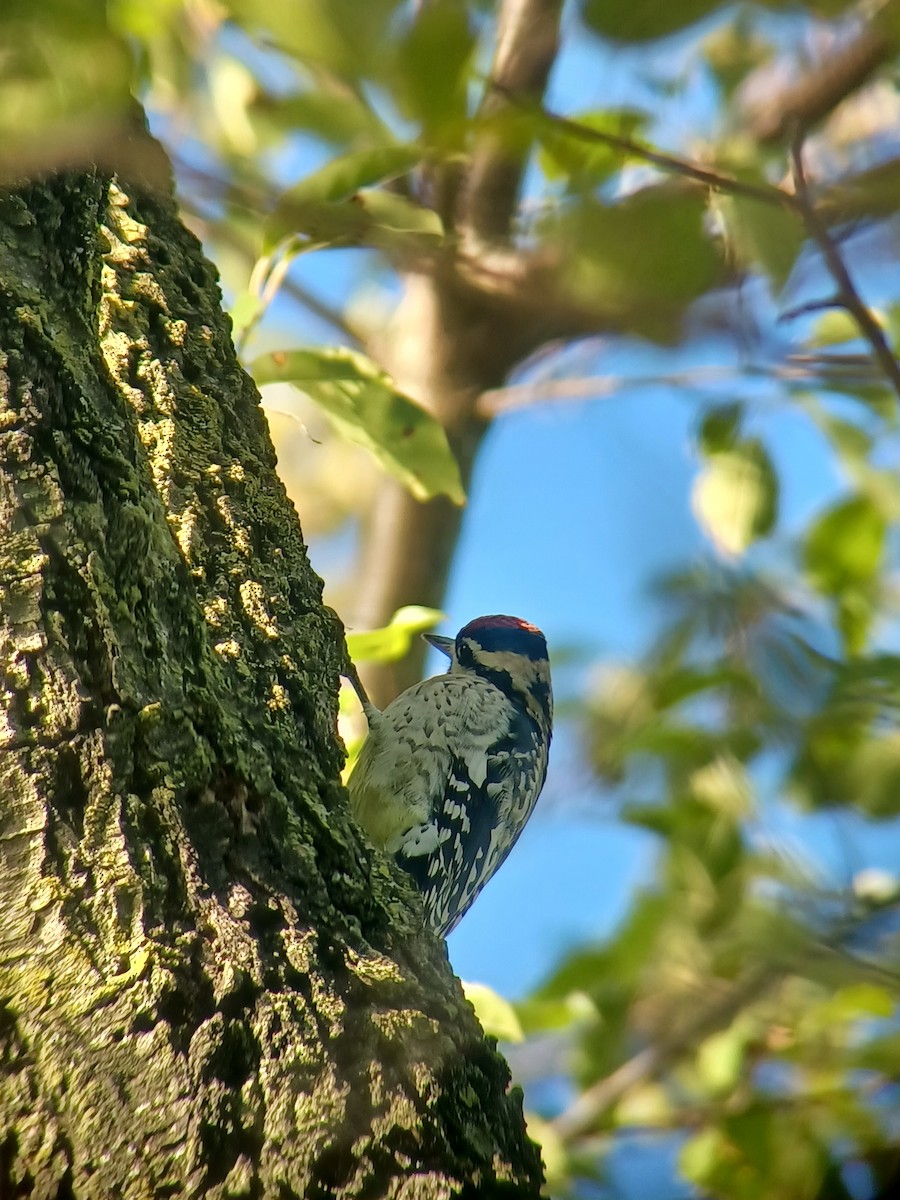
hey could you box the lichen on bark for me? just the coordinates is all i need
[0,166,542,1197]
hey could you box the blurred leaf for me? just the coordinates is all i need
[581,0,725,43]
[614,1082,672,1126]
[0,1,133,170]
[819,158,900,225]
[524,1113,571,1196]
[696,1024,748,1094]
[252,347,465,503]
[810,311,864,348]
[692,439,778,557]
[537,109,647,185]
[226,0,402,78]
[538,893,669,1001]
[821,982,895,1020]
[724,194,805,292]
[698,402,743,454]
[463,981,524,1043]
[847,732,900,817]
[266,144,424,247]
[804,495,885,596]
[352,188,444,236]
[254,88,391,147]
[346,606,445,664]
[680,1127,726,1187]
[553,186,724,340]
[703,20,772,97]
[514,991,599,1036]
[393,0,474,143]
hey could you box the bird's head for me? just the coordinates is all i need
[425,615,552,730]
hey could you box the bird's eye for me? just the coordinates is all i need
[456,638,475,667]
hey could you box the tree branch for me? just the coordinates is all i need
[461,0,563,243]
[746,23,897,144]
[790,137,900,400]
[500,89,799,212]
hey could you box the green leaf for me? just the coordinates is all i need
[266,145,424,248]
[352,188,444,237]
[515,992,598,1036]
[692,439,778,556]
[698,402,743,455]
[810,311,863,348]
[537,109,647,186]
[252,347,465,503]
[696,1024,748,1094]
[227,0,399,78]
[462,981,524,1043]
[345,606,445,664]
[680,1127,727,1186]
[555,187,724,340]
[393,0,474,142]
[725,194,805,293]
[823,982,895,1020]
[581,0,725,43]
[613,1083,672,1126]
[804,495,885,595]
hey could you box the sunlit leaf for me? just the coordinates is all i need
[822,982,895,1020]
[515,991,598,1036]
[692,439,778,556]
[345,606,445,664]
[524,1113,571,1196]
[463,981,524,1043]
[696,1024,748,1094]
[252,347,465,503]
[810,311,864,348]
[680,1127,727,1186]
[613,1082,672,1126]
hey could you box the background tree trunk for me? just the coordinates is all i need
[0,159,542,1197]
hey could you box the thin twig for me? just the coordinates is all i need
[493,85,800,213]
[478,356,884,417]
[551,966,776,1141]
[790,136,900,401]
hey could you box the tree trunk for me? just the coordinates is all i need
[0,160,542,1198]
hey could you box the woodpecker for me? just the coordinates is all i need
[346,615,552,937]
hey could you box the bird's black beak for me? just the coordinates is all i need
[423,633,455,659]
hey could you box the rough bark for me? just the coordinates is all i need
[0,160,542,1198]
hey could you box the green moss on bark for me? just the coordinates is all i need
[0,163,541,1197]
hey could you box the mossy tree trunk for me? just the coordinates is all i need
[0,162,541,1198]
